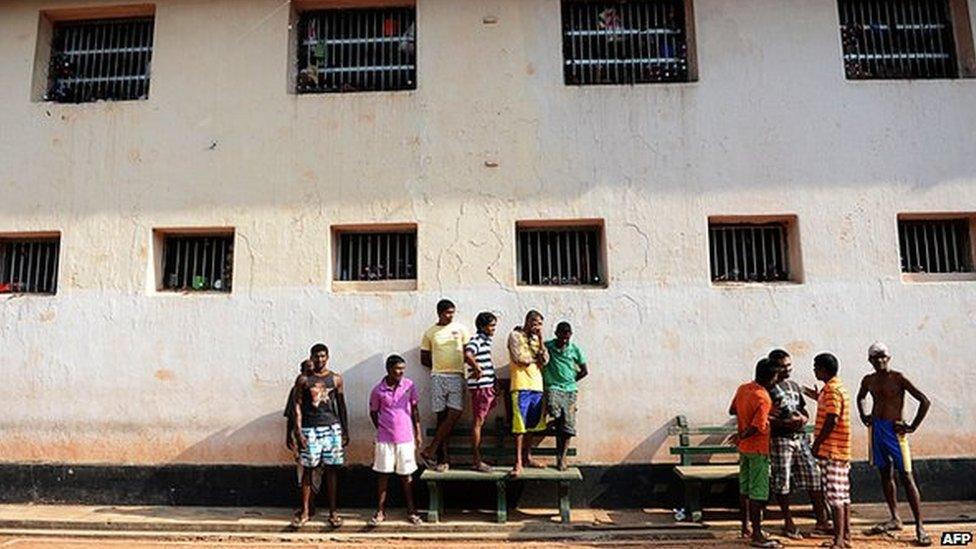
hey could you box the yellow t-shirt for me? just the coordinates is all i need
[421,322,470,375]
[508,328,545,392]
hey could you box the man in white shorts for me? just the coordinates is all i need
[368,354,423,526]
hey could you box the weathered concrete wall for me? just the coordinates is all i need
[1,0,974,466]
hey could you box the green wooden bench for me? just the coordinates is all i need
[420,418,581,524]
[669,415,814,521]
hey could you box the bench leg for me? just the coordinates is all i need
[558,481,571,524]
[683,479,703,523]
[427,481,440,523]
[496,480,507,524]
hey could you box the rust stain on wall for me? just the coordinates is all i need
[154,369,175,381]
[785,340,811,357]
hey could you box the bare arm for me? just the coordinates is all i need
[464,348,482,379]
[293,377,307,449]
[508,332,535,365]
[335,374,350,445]
[902,375,931,433]
[420,350,432,368]
[856,376,872,426]
[411,401,422,446]
[369,410,379,429]
[576,362,588,382]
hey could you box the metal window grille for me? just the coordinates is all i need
[336,231,417,281]
[898,219,973,273]
[709,224,789,283]
[161,235,233,292]
[838,0,958,79]
[47,17,154,103]
[517,227,603,286]
[562,0,690,85]
[0,238,60,294]
[297,7,416,93]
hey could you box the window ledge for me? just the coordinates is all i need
[153,290,233,296]
[332,280,417,293]
[711,281,803,288]
[515,284,608,291]
[901,272,976,283]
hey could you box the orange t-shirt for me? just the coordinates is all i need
[732,381,772,455]
[815,376,852,462]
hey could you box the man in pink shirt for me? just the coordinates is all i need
[368,355,423,526]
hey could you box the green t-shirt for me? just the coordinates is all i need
[543,339,586,392]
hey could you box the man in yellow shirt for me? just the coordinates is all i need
[419,299,470,472]
[507,310,549,477]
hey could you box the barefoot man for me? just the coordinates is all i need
[507,310,549,477]
[857,342,932,547]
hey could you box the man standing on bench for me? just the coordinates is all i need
[767,349,831,539]
[507,310,549,478]
[464,311,499,473]
[419,299,470,472]
[544,321,588,471]
[857,342,932,547]
[730,357,780,548]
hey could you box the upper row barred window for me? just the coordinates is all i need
[296,7,417,94]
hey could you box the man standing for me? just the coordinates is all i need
[729,358,780,549]
[857,342,932,547]
[419,299,470,472]
[507,310,549,477]
[811,353,852,549]
[464,311,498,473]
[766,349,831,539]
[293,343,349,529]
[544,322,588,471]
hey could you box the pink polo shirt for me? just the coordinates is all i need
[369,377,418,444]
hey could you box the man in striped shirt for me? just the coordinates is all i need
[464,311,498,472]
[811,353,852,549]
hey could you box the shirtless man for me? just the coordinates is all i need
[856,342,932,547]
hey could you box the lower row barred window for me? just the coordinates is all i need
[0,237,60,294]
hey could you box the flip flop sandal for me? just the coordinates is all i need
[865,520,902,535]
[290,515,308,529]
[367,514,384,527]
[916,532,933,547]
[473,462,493,473]
[328,515,343,528]
[781,528,804,540]
[750,539,783,548]
[407,514,423,526]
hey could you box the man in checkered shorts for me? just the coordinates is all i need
[811,353,852,549]
[767,349,831,539]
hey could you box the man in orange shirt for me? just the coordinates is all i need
[811,352,852,549]
[729,358,780,549]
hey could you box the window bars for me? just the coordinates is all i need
[562,0,690,85]
[838,0,958,79]
[899,219,973,273]
[161,235,234,292]
[47,17,154,103]
[517,227,603,286]
[0,238,60,294]
[336,231,417,281]
[297,7,417,93]
[709,224,789,283]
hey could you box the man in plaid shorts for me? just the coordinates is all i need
[767,349,831,539]
[811,353,852,549]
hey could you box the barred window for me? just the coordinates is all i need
[336,230,417,281]
[47,17,154,103]
[0,237,60,295]
[297,7,416,93]
[898,219,973,273]
[161,234,234,292]
[710,223,790,283]
[562,0,691,85]
[839,0,958,79]
[517,226,604,286]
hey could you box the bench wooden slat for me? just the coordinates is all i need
[421,466,582,481]
[670,445,738,455]
[674,464,739,481]
[445,446,577,457]
[668,425,815,436]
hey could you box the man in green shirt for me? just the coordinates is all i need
[543,322,589,471]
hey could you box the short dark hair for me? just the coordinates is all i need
[437,299,456,314]
[475,311,497,331]
[556,321,572,333]
[814,353,839,377]
[309,343,329,356]
[299,359,313,373]
[525,310,544,323]
[768,348,791,364]
[386,354,405,369]
[754,357,777,384]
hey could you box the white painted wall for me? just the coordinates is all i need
[1,0,974,465]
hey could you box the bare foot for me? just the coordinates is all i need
[509,465,523,478]
[525,458,546,468]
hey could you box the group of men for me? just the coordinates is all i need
[283,299,589,527]
[731,344,932,549]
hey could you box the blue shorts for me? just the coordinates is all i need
[299,424,344,467]
[869,419,912,473]
[511,390,546,434]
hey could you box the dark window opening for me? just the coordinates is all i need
[297,7,416,93]
[710,223,789,283]
[838,0,958,79]
[898,219,973,273]
[562,0,690,85]
[47,17,154,103]
[0,237,60,294]
[517,226,603,286]
[336,231,417,281]
[161,234,234,292]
